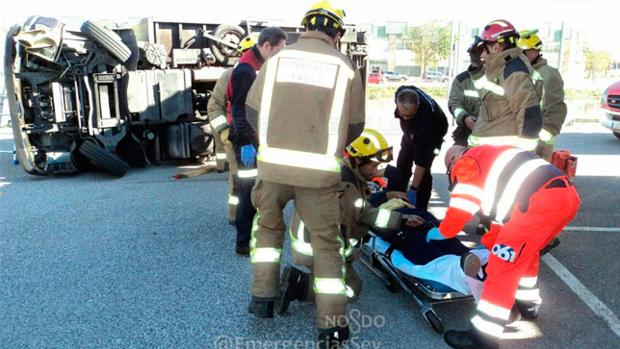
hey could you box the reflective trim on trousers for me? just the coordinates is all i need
[228,195,239,206]
[515,288,542,302]
[471,315,504,338]
[290,220,313,257]
[451,183,484,200]
[519,276,538,288]
[258,146,342,173]
[238,169,258,178]
[250,247,282,263]
[314,277,347,295]
[477,300,511,321]
[216,153,227,160]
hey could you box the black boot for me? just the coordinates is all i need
[317,326,349,349]
[444,328,499,349]
[516,300,541,319]
[276,265,309,314]
[248,296,274,318]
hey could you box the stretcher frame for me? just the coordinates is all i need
[357,231,474,334]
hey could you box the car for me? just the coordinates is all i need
[368,72,383,84]
[600,81,620,140]
[424,71,449,82]
[383,71,408,82]
[4,16,369,177]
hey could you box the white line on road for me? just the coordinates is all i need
[543,254,620,338]
[564,226,620,233]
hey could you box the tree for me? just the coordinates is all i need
[402,21,451,77]
[583,45,610,80]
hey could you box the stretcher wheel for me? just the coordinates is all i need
[423,309,444,334]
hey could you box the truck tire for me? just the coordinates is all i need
[209,24,245,66]
[81,20,131,63]
[78,140,129,177]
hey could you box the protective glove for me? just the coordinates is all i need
[426,227,446,243]
[467,36,483,70]
[240,144,257,167]
[407,188,417,207]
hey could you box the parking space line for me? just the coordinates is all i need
[543,254,620,338]
[564,226,620,233]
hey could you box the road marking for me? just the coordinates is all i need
[543,254,620,338]
[564,226,620,233]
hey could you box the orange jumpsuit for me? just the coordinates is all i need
[437,145,580,346]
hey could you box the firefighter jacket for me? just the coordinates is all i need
[438,145,565,239]
[469,47,543,150]
[448,67,483,125]
[245,31,366,188]
[289,160,404,258]
[228,46,263,146]
[532,58,567,145]
[207,68,233,134]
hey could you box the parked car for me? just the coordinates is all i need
[4,16,369,176]
[368,72,383,84]
[383,71,407,82]
[600,81,620,140]
[424,71,449,82]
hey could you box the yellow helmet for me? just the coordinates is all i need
[518,29,543,51]
[238,36,256,53]
[301,1,346,35]
[346,129,393,162]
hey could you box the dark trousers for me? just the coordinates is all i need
[396,144,433,210]
[235,151,257,247]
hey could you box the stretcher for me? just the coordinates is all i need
[358,231,477,334]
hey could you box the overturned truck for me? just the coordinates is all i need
[4,16,368,177]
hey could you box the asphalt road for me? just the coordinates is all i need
[0,124,619,349]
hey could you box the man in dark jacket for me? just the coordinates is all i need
[393,85,449,210]
[228,27,286,255]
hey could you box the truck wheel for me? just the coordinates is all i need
[209,24,244,66]
[614,132,620,140]
[81,20,131,63]
[78,140,129,177]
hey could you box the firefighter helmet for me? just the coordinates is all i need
[479,19,519,45]
[346,129,393,162]
[517,29,543,51]
[238,36,255,53]
[301,1,346,36]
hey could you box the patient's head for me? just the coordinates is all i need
[356,159,381,180]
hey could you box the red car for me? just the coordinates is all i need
[368,72,383,84]
[601,80,620,139]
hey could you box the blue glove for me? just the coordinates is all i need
[426,227,446,243]
[407,188,417,206]
[240,145,257,167]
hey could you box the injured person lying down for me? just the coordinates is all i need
[278,129,488,314]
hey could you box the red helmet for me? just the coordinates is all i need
[480,19,519,44]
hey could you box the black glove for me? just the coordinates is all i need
[468,36,483,70]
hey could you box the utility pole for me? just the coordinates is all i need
[558,21,565,72]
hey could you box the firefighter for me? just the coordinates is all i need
[448,38,484,146]
[207,37,256,225]
[277,129,424,314]
[468,19,543,151]
[431,145,580,349]
[393,85,449,210]
[518,29,568,161]
[228,27,286,255]
[244,2,365,347]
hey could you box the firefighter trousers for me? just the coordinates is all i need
[224,138,239,223]
[235,149,257,248]
[251,179,346,329]
[472,177,580,344]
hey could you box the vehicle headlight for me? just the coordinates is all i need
[601,88,608,106]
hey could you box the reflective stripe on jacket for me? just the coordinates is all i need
[246,31,365,188]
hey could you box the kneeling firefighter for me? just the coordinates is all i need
[278,129,427,316]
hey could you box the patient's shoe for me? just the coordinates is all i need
[276,265,309,314]
[461,253,482,278]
